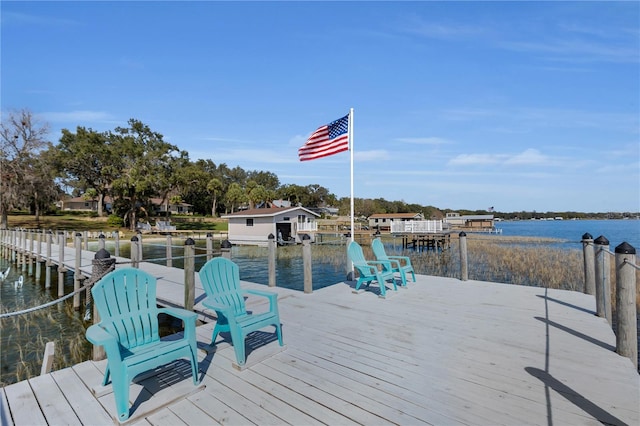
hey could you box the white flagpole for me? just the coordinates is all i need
[349,108,354,248]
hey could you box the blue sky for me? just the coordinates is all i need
[2,1,639,213]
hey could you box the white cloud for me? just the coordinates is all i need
[504,148,548,165]
[448,153,505,166]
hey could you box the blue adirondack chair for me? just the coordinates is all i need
[347,241,398,297]
[85,268,200,422]
[199,257,283,366]
[371,238,415,286]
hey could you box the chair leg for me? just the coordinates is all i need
[102,366,111,386]
[229,327,246,365]
[275,322,283,346]
[398,269,407,286]
[376,274,387,297]
[111,371,130,422]
[189,343,200,385]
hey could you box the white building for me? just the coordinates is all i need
[223,206,320,246]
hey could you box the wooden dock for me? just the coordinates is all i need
[1,236,639,425]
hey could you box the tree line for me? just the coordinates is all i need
[0,109,443,230]
[3,109,633,231]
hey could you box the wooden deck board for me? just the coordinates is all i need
[2,239,639,425]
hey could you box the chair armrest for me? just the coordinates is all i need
[202,298,234,317]
[244,288,277,302]
[86,324,121,356]
[367,260,393,271]
[387,255,410,263]
[157,307,197,323]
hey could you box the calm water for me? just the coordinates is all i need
[2,218,639,385]
[496,219,640,251]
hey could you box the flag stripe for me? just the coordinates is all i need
[298,114,349,161]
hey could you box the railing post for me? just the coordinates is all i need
[83,230,89,251]
[114,230,120,257]
[594,235,611,324]
[98,232,106,250]
[302,234,312,293]
[90,248,116,361]
[166,233,173,267]
[136,231,143,262]
[582,233,595,295]
[221,239,232,259]
[459,232,468,281]
[35,230,42,281]
[206,232,213,262]
[614,242,637,369]
[74,232,83,310]
[45,231,52,288]
[130,236,140,268]
[28,229,34,275]
[184,238,195,311]
[268,233,276,287]
[58,231,66,297]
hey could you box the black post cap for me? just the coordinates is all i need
[302,233,311,240]
[185,237,195,245]
[99,233,105,239]
[76,232,82,237]
[594,235,609,245]
[582,233,593,240]
[221,239,232,248]
[459,231,467,237]
[268,233,275,240]
[94,248,111,259]
[206,232,212,237]
[615,242,636,255]
[131,236,138,242]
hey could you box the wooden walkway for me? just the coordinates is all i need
[2,280,639,425]
[1,240,639,425]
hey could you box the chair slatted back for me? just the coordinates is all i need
[371,238,389,261]
[199,257,247,317]
[91,268,161,349]
[347,241,367,266]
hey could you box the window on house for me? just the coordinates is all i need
[246,219,254,226]
[283,217,290,221]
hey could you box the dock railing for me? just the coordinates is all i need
[390,220,443,234]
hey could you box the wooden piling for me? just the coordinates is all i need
[74,233,83,310]
[130,236,140,268]
[45,231,52,289]
[90,249,116,361]
[614,242,637,369]
[40,342,55,376]
[166,233,173,267]
[582,233,596,295]
[303,234,312,293]
[459,232,468,281]
[183,238,195,311]
[594,235,611,324]
[268,233,276,287]
[221,239,232,260]
[57,231,65,297]
[206,233,213,262]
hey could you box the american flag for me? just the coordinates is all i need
[298,114,349,161]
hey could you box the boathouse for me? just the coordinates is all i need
[223,206,319,246]
[444,212,496,232]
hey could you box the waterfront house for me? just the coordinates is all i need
[368,212,425,232]
[223,206,320,246]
